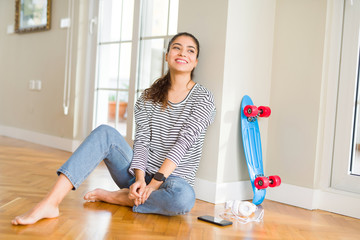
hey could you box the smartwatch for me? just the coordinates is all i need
[153,172,166,182]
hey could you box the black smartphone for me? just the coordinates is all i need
[197,215,233,226]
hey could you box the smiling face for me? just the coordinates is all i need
[165,35,199,76]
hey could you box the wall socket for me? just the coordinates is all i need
[29,80,42,91]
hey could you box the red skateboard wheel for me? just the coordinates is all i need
[244,105,258,117]
[258,106,271,117]
[254,176,269,189]
[269,175,281,187]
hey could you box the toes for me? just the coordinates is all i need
[84,196,96,202]
[12,216,23,225]
[84,188,104,201]
[84,192,97,201]
[84,191,92,199]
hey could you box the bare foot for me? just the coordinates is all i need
[84,188,134,207]
[11,200,59,225]
[83,188,107,202]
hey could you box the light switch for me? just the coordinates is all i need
[29,80,35,90]
[35,80,42,90]
[7,24,14,34]
[60,18,71,28]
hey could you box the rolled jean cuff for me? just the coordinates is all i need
[57,168,77,190]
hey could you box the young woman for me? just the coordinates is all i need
[12,32,216,225]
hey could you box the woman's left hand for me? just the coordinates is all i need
[140,181,162,204]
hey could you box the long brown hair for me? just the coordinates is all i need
[143,32,200,109]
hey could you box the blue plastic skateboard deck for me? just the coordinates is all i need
[241,95,266,205]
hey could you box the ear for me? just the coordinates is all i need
[193,58,198,68]
[165,53,168,62]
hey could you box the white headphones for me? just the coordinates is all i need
[225,200,257,217]
[221,200,263,224]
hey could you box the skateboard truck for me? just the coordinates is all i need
[244,105,271,122]
[254,175,281,189]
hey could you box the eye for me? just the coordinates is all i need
[188,49,195,53]
[172,46,180,50]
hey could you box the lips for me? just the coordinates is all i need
[175,58,188,64]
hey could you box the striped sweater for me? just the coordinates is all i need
[129,83,216,186]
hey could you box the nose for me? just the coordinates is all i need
[178,50,186,57]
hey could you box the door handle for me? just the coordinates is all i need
[89,17,97,35]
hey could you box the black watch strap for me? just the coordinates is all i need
[153,172,166,182]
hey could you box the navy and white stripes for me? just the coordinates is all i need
[129,84,216,186]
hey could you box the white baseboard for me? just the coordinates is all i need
[0,125,81,152]
[314,188,360,219]
[194,178,218,203]
[195,179,360,219]
[194,178,253,204]
[266,183,317,209]
[268,183,360,218]
[214,180,253,203]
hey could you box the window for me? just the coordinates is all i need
[94,0,134,136]
[92,0,179,143]
[136,0,179,98]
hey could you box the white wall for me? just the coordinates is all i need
[178,0,228,184]
[0,0,92,150]
[266,0,327,188]
[0,1,77,140]
[219,0,276,183]
[178,0,277,203]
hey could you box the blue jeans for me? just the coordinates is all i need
[57,125,195,216]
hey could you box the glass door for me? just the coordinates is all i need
[136,0,179,99]
[331,0,360,193]
[350,62,360,175]
[93,0,135,137]
[92,0,179,143]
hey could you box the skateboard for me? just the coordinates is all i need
[240,95,281,205]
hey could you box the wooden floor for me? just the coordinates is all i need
[1,136,360,240]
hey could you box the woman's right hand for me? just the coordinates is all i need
[128,180,146,206]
